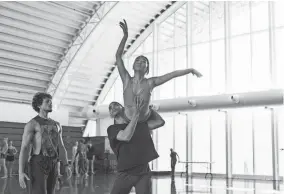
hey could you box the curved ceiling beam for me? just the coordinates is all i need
[46,1,117,106]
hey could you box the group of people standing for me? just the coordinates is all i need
[71,140,96,178]
[0,137,17,178]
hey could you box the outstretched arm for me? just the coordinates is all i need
[115,19,131,84]
[147,109,165,130]
[150,68,202,88]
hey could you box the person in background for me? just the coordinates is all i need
[5,140,17,177]
[86,141,95,174]
[72,141,79,176]
[0,138,8,179]
[170,148,179,176]
[74,139,88,178]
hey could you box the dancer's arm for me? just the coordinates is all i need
[116,98,144,142]
[58,124,72,179]
[147,109,165,130]
[149,68,202,88]
[57,125,69,166]
[115,19,131,84]
[19,121,34,174]
[13,147,18,155]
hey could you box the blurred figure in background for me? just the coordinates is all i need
[0,137,8,178]
[86,141,95,174]
[6,140,17,177]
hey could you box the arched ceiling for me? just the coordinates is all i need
[0,1,180,126]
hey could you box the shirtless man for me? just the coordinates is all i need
[18,92,72,194]
[116,20,202,122]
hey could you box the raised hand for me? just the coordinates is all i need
[191,69,202,78]
[119,19,128,37]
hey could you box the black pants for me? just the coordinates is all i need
[171,160,177,174]
[110,171,152,194]
[29,155,58,194]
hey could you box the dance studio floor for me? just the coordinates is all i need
[0,173,284,194]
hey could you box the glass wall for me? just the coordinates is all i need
[99,1,283,177]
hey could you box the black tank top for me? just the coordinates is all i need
[31,115,60,158]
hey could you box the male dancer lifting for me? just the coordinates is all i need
[108,97,165,194]
[18,92,72,194]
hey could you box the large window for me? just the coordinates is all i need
[174,114,187,172]
[99,2,282,177]
[253,109,272,176]
[156,116,174,171]
[191,112,210,173]
[231,109,253,175]
[230,35,251,93]
[278,108,284,177]
[211,111,226,174]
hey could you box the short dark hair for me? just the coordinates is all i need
[109,101,123,110]
[32,92,52,113]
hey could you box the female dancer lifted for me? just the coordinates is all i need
[116,20,202,122]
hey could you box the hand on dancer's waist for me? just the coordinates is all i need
[19,172,30,189]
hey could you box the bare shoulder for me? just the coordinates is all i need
[25,119,37,131]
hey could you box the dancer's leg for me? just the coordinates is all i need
[29,156,47,193]
[110,172,137,194]
[46,161,58,194]
[135,173,152,194]
[1,160,7,178]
